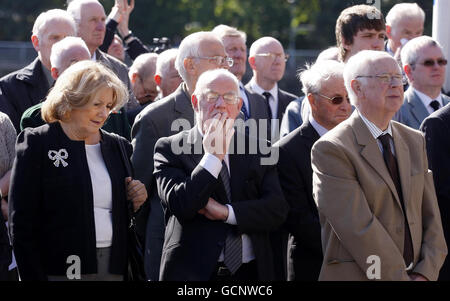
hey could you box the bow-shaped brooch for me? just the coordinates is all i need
[48,149,69,167]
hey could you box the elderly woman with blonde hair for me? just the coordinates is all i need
[9,60,147,281]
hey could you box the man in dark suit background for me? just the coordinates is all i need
[275,59,351,281]
[131,31,232,281]
[212,25,267,129]
[246,36,297,143]
[0,9,76,132]
[421,104,450,280]
[396,36,449,129]
[154,69,288,281]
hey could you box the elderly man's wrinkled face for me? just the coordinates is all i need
[409,45,447,90]
[193,76,242,134]
[253,40,286,83]
[310,76,352,130]
[357,57,404,116]
[77,2,106,52]
[344,29,386,61]
[388,17,423,53]
[223,36,247,81]
[68,86,114,136]
[160,59,182,97]
[35,19,76,70]
[193,39,230,79]
[108,36,125,62]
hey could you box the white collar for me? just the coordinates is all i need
[309,114,328,137]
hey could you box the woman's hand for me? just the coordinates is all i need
[125,177,147,212]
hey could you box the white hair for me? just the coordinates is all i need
[50,36,89,69]
[211,24,247,43]
[67,0,102,25]
[316,47,339,62]
[32,9,76,41]
[156,48,178,77]
[344,50,399,106]
[129,52,159,80]
[386,3,425,29]
[249,36,283,58]
[299,60,345,95]
[401,35,445,68]
[194,69,239,98]
[175,31,221,82]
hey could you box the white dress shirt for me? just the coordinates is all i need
[196,126,255,263]
[309,114,329,137]
[413,88,444,115]
[249,79,279,139]
[358,110,395,155]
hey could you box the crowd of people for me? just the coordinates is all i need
[0,0,449,282]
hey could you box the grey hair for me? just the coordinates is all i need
[299,60,345,96]
[175,31,220,82]
[344,50,399,106]
[211,24,247,43]
[249,36,283,58]
[129,53,159,81]
[156,48,179,77]
[401,35,445,68]
[193,69,239,98]
[67,0,101,26]
[32,9,76,41]
[50,36,89,69]
[386,3,425,29]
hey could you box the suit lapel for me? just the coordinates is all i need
[408,90,429,126]
[352,113,403,209]
[392,124,411,208]
[173,84,195,130]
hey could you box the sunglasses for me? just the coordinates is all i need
[416,58,448,67]
[315,93,350,105]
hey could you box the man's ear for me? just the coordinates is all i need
[307,93,317,111]
[404,64,413,82]
[131,72,139,84]
[248,56,256,70]
[154,74,162,86]
[385,25,393,40]
[184,57,195,76]
[191,94,199,112]
[31,35,40,52]
[350,79,363,98]
[51,67,59,80]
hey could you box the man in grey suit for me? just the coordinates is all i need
[396,36,449,129]
[212,25,267,128]
[246,37,298,143]
[131,31,232,280]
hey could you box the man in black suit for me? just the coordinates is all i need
[275,60,351,281]
[0,9,76,132]
[246,37,298,143]
[154,69,288,281]
[131,31,232,281]
[212,25,268,129]
[420,104,450,280]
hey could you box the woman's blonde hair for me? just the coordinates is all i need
[42,60,128,123]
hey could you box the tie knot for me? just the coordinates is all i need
[378,133,391,148]
[262,92,271,101]
[430,100,440,112]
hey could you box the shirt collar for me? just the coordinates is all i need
[309,114,328,137]
[358,109,393,140]
[413,88,443,108]
[249,78,278,99]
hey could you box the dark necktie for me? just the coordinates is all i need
[430,100,440,112]
[219,161,242,274]
[378,134,414,268]
[239,87,249,121]
[262,92,273,120]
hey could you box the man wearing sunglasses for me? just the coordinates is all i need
[153,69,288,280]
[312,50,447,281]
[396,36,450,129]
[275,59,351,281]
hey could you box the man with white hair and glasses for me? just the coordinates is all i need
[131,31,232,281]
[312,50,446,281]
[396,36,450,129]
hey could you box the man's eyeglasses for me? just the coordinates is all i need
[356,74,406,85]
[315,93,350,105]
[255,53,290,62]
[415,58,448,68]
[203,92,240,104]
[195,56,234,67]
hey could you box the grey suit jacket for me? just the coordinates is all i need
[280,96,306,137]
[396,88,450,129]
